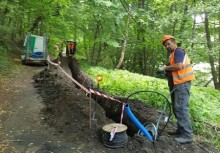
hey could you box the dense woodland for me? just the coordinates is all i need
[0,0,220,89]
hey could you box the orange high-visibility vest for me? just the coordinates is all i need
[69,44,74,49]
[170,48,195,85]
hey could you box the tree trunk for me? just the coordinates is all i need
[217,16,220,89]
[143,37,147,75]
[135,0,145,74]
[190,0,196,64]
[204,6,218,89]
[179,0,189,39]
[91,21,100,64]
[170,4,177,36]
[95,42,102,65]
[0,6,9,26]
[83,35,89,60]
[29,16,43,33]
[116,5,130,69]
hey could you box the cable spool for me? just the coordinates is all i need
[138,123,158,141]
[102,123,128,148]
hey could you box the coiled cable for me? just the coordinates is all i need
[102,131,128,148]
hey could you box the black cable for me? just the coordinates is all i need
[102,131,128,148]
[125,90,172,140]
[157,85,191,137]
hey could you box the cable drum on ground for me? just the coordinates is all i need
[101,123,128,148]
[102,131,128,148]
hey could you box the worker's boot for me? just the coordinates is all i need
[175,136,192,144]
[167,129,182,135]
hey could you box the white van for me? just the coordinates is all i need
[21,33,48,65]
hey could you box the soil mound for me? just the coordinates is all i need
[32,64,219,153]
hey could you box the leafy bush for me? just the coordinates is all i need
[0,47,20,78]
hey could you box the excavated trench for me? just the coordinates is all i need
[32,56,220,153]
[61,56,170,136]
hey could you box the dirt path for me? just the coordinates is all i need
[0,65,75,152]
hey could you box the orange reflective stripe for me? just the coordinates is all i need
[173,71,194,80]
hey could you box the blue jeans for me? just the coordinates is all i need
[171,81,193,138]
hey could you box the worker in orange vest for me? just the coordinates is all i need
[54,43,59,62]
[158,35,195,144]
[54,43,59,57]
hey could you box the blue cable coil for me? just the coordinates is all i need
[31,52,44,58]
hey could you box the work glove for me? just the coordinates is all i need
[158,66,165,72]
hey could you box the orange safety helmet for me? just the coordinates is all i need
[162,35,175,45]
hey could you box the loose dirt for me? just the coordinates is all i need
[0,52,219,153]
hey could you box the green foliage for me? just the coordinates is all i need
[191,87,220,126]
[1,0,219,82]
[83,64,169,106]
[0,47,20,78]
